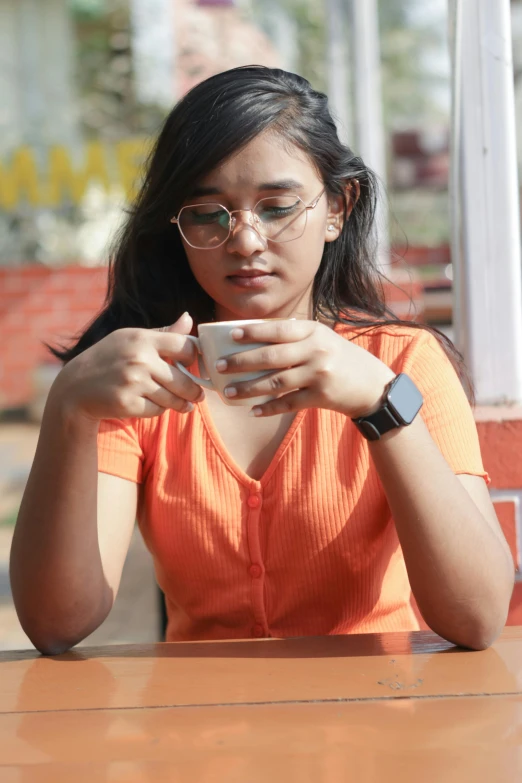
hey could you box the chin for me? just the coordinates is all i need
[216,300,283,322]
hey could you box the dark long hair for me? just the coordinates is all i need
[51,66,468,390]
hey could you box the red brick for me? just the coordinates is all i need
[493,500,520,570]
[3,339,36,358]
[476,411,522,489]
[23,301,57,315]
[1,309,29,326]
[507,584,522,626]
[18,266,50,279]
[1,373,32,396]
[0,289,32,306]
[0,322,28,339]
[394,244,451,266]
[1,270,47,294]
[4,360,34,377]
[42,277,70,294]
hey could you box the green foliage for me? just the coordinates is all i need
[378,0,448,129]
[378,0,411,29]
[251,0,448,130]
[286,0,327,92]
[72,2,166,139]
[0,508,18,528]
[69,0,107,20]
[389,190,451,247]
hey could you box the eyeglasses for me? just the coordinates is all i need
[170,189,325,250]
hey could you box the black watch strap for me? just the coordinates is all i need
[352,404,402,442]
[352,373,423,441]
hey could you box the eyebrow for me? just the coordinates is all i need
[189,179,305,198]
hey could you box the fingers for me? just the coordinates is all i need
[216,339,311,375]
[143,379,197,414]
[110,326,203,416]
[110,384,195,420]
[153,312,193,334]
[150,331,197,366]
[229,318,316,345]
[222,366,306,402]
[151,357,205,404]
[150,312,196,365]
[217,320,322,374]
[250,389,314,418]
[133,398,184,419]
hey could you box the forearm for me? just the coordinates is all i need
[369,416,514,649]
[10,390,110,653]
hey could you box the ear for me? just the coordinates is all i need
[324,179,360,242]
[346,178,360,218]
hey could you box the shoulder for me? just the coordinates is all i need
[332,319,463,392]
[333,320,436,361]
[97,412,170,484]
[98,410,162,444]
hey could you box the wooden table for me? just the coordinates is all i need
[1,628,521,782]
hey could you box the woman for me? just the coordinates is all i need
[10,66,514,654]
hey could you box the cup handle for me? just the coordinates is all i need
[175,335,216,390]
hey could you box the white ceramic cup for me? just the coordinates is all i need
[175,319,294,407]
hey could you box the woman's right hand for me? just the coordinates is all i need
[49,312,204,422]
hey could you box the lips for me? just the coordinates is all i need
[226,269,275,289]
[227,269,272,278]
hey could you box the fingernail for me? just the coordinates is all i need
[224,387,237,398]
[183,402,194,413]
[249,407,263,417]
[215,359,227,372]
[230,328,244,340]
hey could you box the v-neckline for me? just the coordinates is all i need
[188,318,340,488]
[197,397,307,489]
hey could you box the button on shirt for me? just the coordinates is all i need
[97,324,489,643]
[247,495,261,509]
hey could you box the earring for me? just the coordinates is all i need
[327,225,335,232]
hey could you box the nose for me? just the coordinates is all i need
[226,210,267,256]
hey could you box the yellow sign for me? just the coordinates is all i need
[0,138,150,210]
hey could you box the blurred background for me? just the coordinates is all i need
[1,0,522,650]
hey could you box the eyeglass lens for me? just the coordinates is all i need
[178,196,308,249]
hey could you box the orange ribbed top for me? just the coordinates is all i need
[97,323,489,642]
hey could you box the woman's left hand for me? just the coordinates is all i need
[215,319,396,418]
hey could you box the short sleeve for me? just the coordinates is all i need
[97,417,144,483]
[399,331,490,484]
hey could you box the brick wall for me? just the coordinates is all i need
[0,266,107,409]
[412,408,522,629]
[475,407,522,625]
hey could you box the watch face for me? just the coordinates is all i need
[387,374,424,425]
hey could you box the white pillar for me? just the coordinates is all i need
[350,0,389,267]
[450,0,522,404]
[326,0,351,145]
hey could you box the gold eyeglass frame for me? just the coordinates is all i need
[170,188,326,250]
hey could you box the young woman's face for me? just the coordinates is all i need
[178,132,343,322]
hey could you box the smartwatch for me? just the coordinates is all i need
[352,373,423,441]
